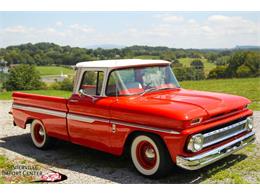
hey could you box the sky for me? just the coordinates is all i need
[0,12,259,49]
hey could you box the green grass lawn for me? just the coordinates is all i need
[180,77,260,111]
[179,57,216,75]
[0,78,259,110]
[135,55,160,60]
[132,56,216,76]
[36,66,75,76]
[0,90,72,100]
[201,144,260,183]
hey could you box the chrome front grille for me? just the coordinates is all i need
[202,119,248,148]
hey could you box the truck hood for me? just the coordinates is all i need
[110,88,250,130]
[148,88,250,118]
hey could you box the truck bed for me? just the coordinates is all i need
[12,92,68,112]
[12,92,70,141]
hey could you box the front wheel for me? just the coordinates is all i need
[130,134,172,178]
[30,120,53,149]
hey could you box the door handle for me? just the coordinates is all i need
[69,99,79,103]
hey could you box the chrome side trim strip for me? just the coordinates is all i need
[12,104,66,118]
[13,103,180,134]
[68,113,180,134]
[176,131,255,170]
[111,120,180,134]
[67,113,109,123]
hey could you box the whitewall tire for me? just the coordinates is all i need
[30,120,52,149]
[130,134,172,178]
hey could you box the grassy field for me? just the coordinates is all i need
[179,57,216,75]
[134,56,216,75]
[36,66,75,76]
[35,59,215,76]
[180,77,260,111]
[135,55,160,59]
[0,90,72,100]
[0,78,259,110]
[200,144,260,183]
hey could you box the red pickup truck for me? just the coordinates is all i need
[11,59,255,178]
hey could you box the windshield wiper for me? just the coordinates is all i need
[139,87,158,96]
[139,87,177,96]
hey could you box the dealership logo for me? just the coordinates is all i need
[35,170,67,183]
[1,164,67,183]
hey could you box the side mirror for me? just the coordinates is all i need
[79,89,97,102]
[79,89,90,97]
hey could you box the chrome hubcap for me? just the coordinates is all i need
[145,148,155,159]
[39,128,45,136]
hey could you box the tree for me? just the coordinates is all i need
[206,52,218,62]
[190,59,204,70]
[171,59,183,67]
[244,52,260,76]
[3,64,44,91]
[236,65,252,78]
[226,51,247,77]
[215,56,230,66]
[208,66,228,79]
[160,51,176,61]
[225,51,259,78]
[173,67,205,81]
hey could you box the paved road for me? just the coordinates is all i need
[0,101,259,183]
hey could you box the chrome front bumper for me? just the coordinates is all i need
[176,131,256,170]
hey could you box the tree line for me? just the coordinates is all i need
[0,42,259,91]
[1,42,258,66]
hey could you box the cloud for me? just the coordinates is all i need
[0,13,259,48]
[3,25,29,33]
[69,24,95,33]
[0,23,96,47]
[162,15,184,23]
[55,21,63,27]
[128,14,259,48]
[155,14,184,23]
[208,15,230,22]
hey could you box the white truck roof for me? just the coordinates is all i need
[76,59,170,69]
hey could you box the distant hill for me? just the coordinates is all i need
[86,44,125,49]
[235,45,260,50]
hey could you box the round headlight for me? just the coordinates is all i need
[187,134,204,152]
[246,116,254,131]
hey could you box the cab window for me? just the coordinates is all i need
[79,71,104,96]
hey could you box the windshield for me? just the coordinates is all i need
[106,65,180,96]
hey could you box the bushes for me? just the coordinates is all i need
[3,64,44,91]
[236,65,252,78]
[173,67,205,81]
[208,51,259,79]
[208,66,228,79]
[190,59,204,70]
[49,77,73,91]
[171,59,183,67]
[225,51,259,78]
[0,72,6,82]
[215,56,230,66]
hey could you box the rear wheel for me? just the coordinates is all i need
[130,134,172,178]
[30,120,53,149]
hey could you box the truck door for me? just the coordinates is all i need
[67,70,113,152]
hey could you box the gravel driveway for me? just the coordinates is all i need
[1,101,259,184]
